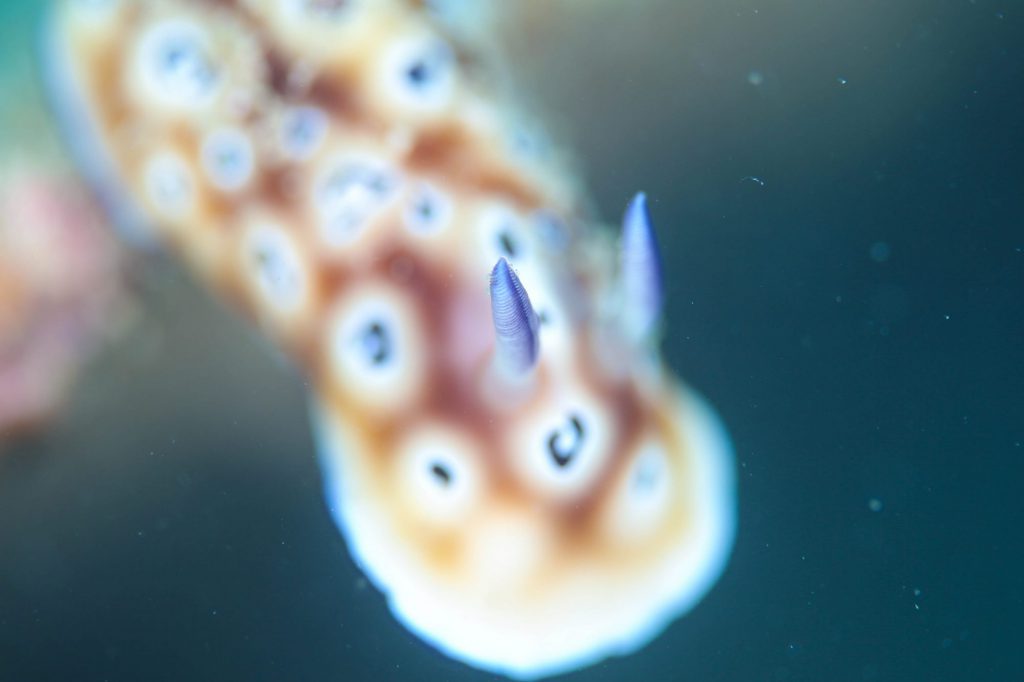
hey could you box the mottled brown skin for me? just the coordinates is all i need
[56,0,692,567]
[52,0,730,675]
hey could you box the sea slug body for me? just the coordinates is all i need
[45,1,736,677]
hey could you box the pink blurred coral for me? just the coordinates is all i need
[0,165,123,439]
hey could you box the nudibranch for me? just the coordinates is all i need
[0,161,123,441]
[45,0,736,677]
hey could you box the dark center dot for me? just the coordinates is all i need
[161,45,186,70]
[287,118,313,145]
[216,146,239,168]
[407,60,431,87]
[430,461,452,486]
[548,414,585,469]
[361,321,391,365]
[160,41,214,89]
[416,198,435,221]
[254,248,286,286]
[498,231,518,258]
[366,171,391,195]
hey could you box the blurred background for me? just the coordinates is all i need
[1,1,1021,680]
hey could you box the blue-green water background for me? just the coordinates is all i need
[1,1,1021,681]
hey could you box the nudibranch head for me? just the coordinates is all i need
[45,0,736,677]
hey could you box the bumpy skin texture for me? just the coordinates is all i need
[47,1,736,677]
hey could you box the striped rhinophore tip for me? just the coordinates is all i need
[489,257,540,376]
[620,192,664,340]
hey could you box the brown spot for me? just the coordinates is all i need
[305,233,651,548]
[257,165,301,209]
[308,72,360,122]
[264,48,293,97]
[408,126,545,211]
[68,0,677,563]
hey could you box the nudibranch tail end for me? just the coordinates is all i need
[45,0,737,678]
[311,385,736,681]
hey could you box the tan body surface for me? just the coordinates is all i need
[46,1,735,677]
